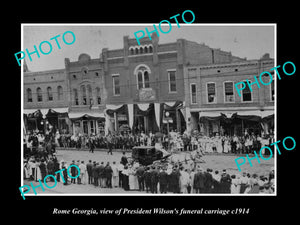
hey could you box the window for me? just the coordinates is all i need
[190,83,197,104]
[241,81,252,102]
[112,75,120,96]
[27,88,32,102]
[144,46,148,53]
[80,85,87,105]
[87,84,93,105]
[168,70,177,92]
[207,83,216,103]
[130,48,134,55]
[140,46,143,54]
[224,81,234,102]
[73,89,79,105]
[47,87,53,101]
[96,87,101,104]
[37,87,43,102]
[135,65,151,90]
[135,48,139,54]
[271,78,275,101]
[57,86,63,101]
[149,45,153,53]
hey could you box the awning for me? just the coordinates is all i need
[23,108,69,115]
[48,107,69,114]
[23,109,39,115]
[68,112,105,119]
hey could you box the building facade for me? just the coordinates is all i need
[23,33,273,137]
[23,61,70,133]
[184,54,275,136]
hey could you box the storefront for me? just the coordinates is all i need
[68,111,105,135]
[23,108,69,134]
[105,101,186,135]
[197,110,274,137]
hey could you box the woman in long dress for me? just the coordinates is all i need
[128,166,138,190]
[34,159,42,181]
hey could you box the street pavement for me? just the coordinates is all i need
[23,149,274,195]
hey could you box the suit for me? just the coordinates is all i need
[193,172,205,193]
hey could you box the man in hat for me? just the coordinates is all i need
[104,162,113,188]
[144,167,152,193]
[158,167,168,193]
[86,160,93,184]
[193,167,205,194]
[61,161,69,185]
[220,169,231,193]
[136,164,145,191]
[70,160,77,184]
[92,162,99,186]
[150,166,159,193]
[204,168,213,193]
[99,162,105,188]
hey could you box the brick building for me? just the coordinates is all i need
[101,34,245,134]
[65,53,106,135]
[183,54,275,136]
[23,33,268,136]
[23,60,70,133]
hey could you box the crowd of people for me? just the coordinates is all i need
[23,151,275,194]
[24,129,275,156]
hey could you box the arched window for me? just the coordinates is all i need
[130,48,134,55]
[96,87,101,104]
[27,88,32,102]
[135,65,151,90]
[47,87,53,101]
[149,45,153,53]
[140,46,143,54]
[87,84,93,105]
[73,88,79,105]
[135,47,139,54]
[144,46,148,53]
[80,85,87,105]
[37,87,43,102]
[57,86,63,101]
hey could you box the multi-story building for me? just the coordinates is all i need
[100,34,245,134]
[23,60,70,133]
[183,54,275,136]
[64,53,106,135]
[24,33,272,136]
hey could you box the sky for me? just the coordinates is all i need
[23,24,275,72]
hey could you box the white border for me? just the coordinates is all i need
[21,23,277,197]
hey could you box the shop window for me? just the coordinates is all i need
[112,75,120,96]
[224,81,234,102]
[57,86,63,101]
[27,88,32,102]
[207,83,216,103]
[168,70,176,92]
[37,87,43,102]
[190,83,197,104]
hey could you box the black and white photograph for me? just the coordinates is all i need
[21,24,276,197]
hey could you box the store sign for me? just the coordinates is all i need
[139,88,156,101]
